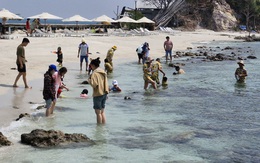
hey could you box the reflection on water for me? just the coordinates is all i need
[234,82,247,96]
[12,88,28,109]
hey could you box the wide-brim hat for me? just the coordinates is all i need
[237,60,244,65]
[112,45,117,50]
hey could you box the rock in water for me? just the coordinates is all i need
[0,132,12,146]
[16,113,30,121]
[21,129,95,147]
[247,55,257,59]
[81,81,89,84]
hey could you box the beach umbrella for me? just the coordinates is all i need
[0,8,23,20]
[116,16,138,23]
[92,15,116,23]
[62,15,91,25]
[28,12,63,25]
[137,17,155,24]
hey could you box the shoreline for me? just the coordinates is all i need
[0,29,249,129]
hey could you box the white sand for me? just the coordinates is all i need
[0,29,247,127]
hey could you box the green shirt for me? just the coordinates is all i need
[16,45,26,64]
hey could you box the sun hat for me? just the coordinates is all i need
[82,38,86,43]
[112,46,117,50]
[237,60,244,65]
[49,64,57,72]
[112,80,118,86]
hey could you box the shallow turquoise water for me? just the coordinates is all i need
[0,41,259,162]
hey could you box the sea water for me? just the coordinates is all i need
[0,41,260,163]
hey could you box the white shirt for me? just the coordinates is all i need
[78,43,89,56]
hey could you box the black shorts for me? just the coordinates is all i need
[56,59,63,63]
[17,63,26,72]
[137,53,143,59]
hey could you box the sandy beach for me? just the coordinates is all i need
[0,29,247,127]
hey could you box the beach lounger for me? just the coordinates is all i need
[33,29,48,37]
[144,28,158,35]
[0,29,20,40]
[0,34,19,39]
[64,28,84,37]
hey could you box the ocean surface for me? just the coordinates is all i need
[0,40,259,163]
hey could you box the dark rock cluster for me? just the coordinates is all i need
[0,132,12,146]
[175,45,257,62]
[21,129,95,147]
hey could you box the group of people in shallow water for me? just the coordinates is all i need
[137,36,185,90]
[12,36,248,124]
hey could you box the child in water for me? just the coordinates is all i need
[109,80,122,92]
[80,89,88,98]
[162,76,168,87]
[173,66,185,75]
[52,47,63,67]
[53,67,69,99]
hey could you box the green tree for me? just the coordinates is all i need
[242,0,260,30]
[227,0,260,30]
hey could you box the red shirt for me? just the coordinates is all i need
[26,21,30,30]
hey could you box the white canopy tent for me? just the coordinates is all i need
[28,12,63,25]
[63,15,91,25]
[92,15,116,23]
[137,17,155,24]
[0,8,23,21]
[116,16,138,23]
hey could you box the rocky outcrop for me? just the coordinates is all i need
[175,0,237,31]
[21,129,95,147]
[0,132,12,146]
[210,0,237,31]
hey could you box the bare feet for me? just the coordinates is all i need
[13,85,18,87]
[25,86,32,89]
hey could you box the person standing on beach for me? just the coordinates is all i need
[106,46,117,68]
[13,38,31,88]
[143,58,157,90]
[30,19,36,35]
[235,60,247,83]
[88,57,109,124]
[164,36,173,62]
[25,18,30,36]
[77,39,89,71]
[52,47,63,67]
[43,64,57,117]
[151,58,166,85]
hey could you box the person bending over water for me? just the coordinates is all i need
[143,58,157,90]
